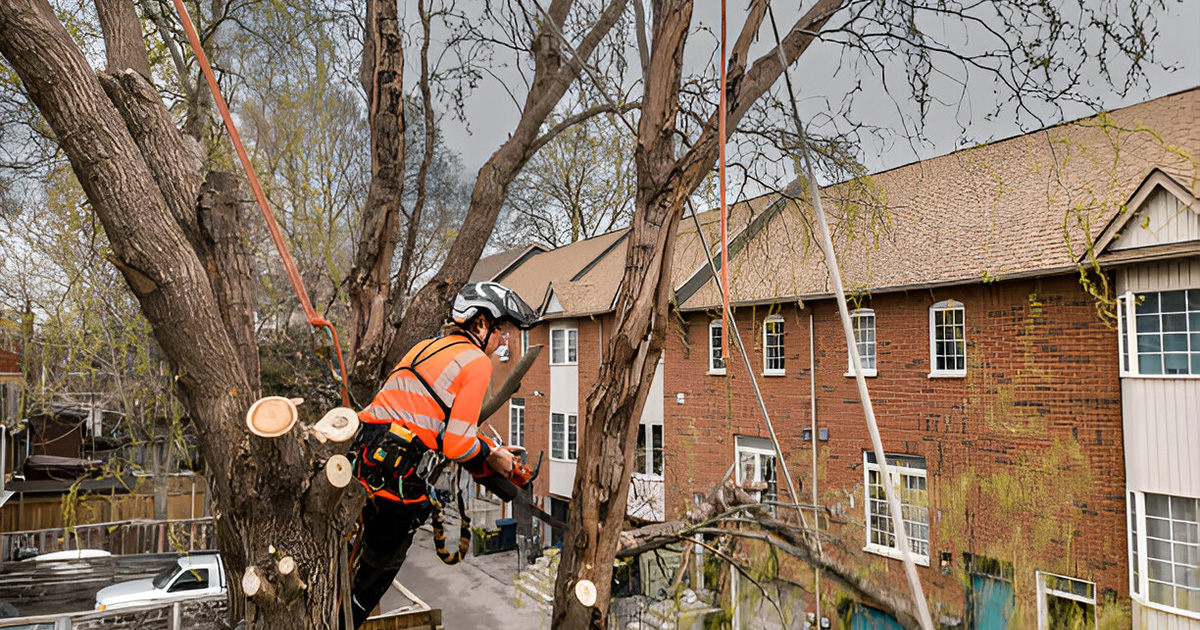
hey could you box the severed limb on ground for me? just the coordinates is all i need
[616,479,926,630]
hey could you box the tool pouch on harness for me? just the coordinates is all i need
[349,421,425,498]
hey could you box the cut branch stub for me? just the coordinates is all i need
[245,396,298,438]
[242,566,275,600]
[325,455,353,488]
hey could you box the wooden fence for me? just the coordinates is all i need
[1,518,214,562]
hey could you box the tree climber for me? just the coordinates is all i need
[344,281,538,628]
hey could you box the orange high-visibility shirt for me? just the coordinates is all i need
[359,334,492,463]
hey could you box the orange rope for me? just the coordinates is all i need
[169,0,352,408]
[719,0,730,365]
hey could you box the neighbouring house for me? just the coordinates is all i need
[665,87,1198,628]
[484,87,1198,629]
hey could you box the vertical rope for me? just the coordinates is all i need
[718,0,730,365]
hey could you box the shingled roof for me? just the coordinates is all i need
[678,88,1200,310]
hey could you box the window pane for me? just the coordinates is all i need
[1163,314,1188,332]
[1173,496,1198,521]
[651,425,663,475]
[1147,494,1172,516]
[1137,314,1161,333]
[551,330,564,363]
[1149,580,1172,605]
[635,424,647,474]
[1165,353,1189,374]
[1160,290,1187,312]
[1138,334,1162,353]
[1148,517,1173,539]
[568,330,578,362]
[1140,355,1163,374]
[1140,294,1160,314]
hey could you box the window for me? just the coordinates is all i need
[521,330,529,355]
[1129,492,1199,614]
[708,320,726,374]
[735,436,777,504]
[763,316,785,375]
[1036,572,1096,630]
[169,568,210,593]
[1118,290,1200,376]
[550,328,578,364]
[551,412,577,461]
[848,309,877,377]
[864,452,929,564]
[508,398,525,448]
[635,423,664,477]
[929,300,966,377]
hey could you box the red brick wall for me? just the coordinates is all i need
[664,274,1126,623]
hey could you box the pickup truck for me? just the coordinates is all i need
[94,553,227,611]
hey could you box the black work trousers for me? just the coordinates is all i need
[348,496,433,629]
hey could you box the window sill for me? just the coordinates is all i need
[550,362,579,367]
[707,369,727,376]
[1119,372,1200,380]
[927,371,966,379]
[863,544,930,567]
[762,370,786,377]
[549,457,578,464]
[631,472,665,481]
[844,370,878,378]
[1130,595,1200,620]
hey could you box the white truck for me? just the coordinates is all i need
[94,553,227,611]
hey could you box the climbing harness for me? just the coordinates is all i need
[168,0,352,408]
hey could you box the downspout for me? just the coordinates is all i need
[810,309,821,620]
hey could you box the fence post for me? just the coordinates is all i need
[170,602,182,630]
[54,616,71,630]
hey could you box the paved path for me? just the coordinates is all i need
[379,528,550,630]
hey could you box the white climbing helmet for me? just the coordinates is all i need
[451,282,538,330]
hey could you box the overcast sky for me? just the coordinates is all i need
[423,0,1200,194]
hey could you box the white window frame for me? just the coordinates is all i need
[1127,491,1200,617]
[1036,571,1097,630]
[550,412,578,461]
[634,422,664,478]
[929,300,966,378]
[550,327,578,365]
[734,436,777,506]
[762,315,785,376]
[508,398,525,448]
[708,320,726,375]
[1118,289,1200,379]
[846,308,878,377]
[863,452,930,566]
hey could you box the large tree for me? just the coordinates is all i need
[0,0,625,627]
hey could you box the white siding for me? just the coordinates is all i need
[1110,189,1200,251]
[1121,378,1200,496]
[1134,600,1200,630]
[549,321,579,498]
[1117,259,1200,294]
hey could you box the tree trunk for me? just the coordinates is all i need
[347,0,406,403]
[551,2,841,628]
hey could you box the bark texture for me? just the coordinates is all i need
[347,0,407,403]
[550,2,842,628]
[0,1,361,627]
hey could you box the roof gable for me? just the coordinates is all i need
[1094,169,1199,256]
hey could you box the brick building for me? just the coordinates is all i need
[478,88,1199,628]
